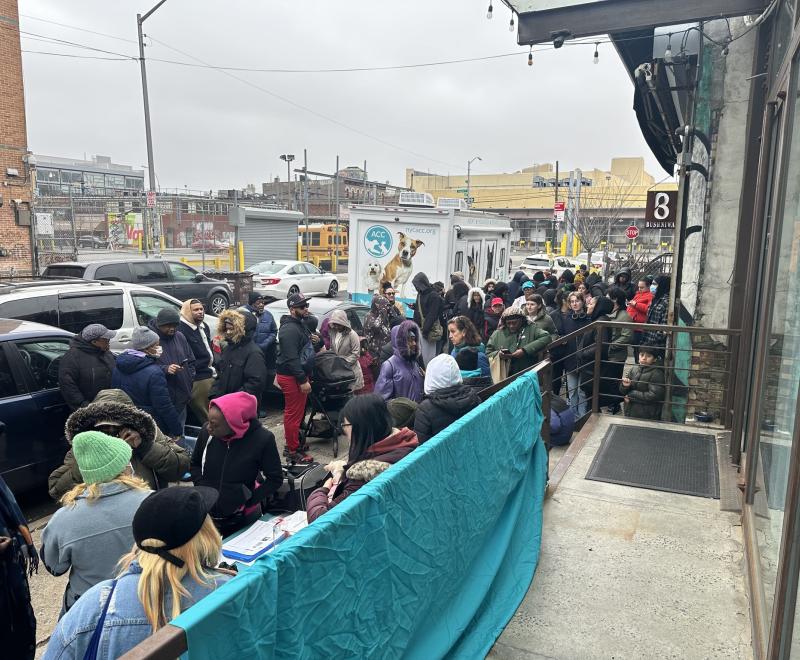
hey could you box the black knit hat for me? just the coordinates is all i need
[132,486,218,568]
[248,291,265,305]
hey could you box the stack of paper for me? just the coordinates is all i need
[221,519,287,562]
[280,511,309,535]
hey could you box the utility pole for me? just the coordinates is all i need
[334,155,340,272]
[137,0,169,258]
[467,155,482,208]
[363,160,368,203]
[554,160,559,252]
[280,154,295,209]
[303,149,309,262]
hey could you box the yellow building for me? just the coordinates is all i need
[406,157,677,253]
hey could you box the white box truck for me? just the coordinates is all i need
[348,194,513,309]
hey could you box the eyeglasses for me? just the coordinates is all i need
[386,292,396,297]
[340,422,352,429]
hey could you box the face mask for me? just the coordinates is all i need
[152,346,163,357]
[650,284,658,294]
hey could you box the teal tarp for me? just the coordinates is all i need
[174,370,547,659]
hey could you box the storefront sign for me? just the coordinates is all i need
[645,190,677,229]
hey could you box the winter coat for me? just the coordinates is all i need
[58,337,116,410]
[530,309,557,337]
[446,281,470,318]
[244,304,278,371]
[576,298,615,402]
[549,395,575,446]
[40,481,151,610]
[191,418,282,519]
[462,287,486,338]
[147,319,195,409]
[627,289,653,324]
[177,317,215,381]
[276,312,312,384]
[328,309,364,390]
[620,363,665,420]
[613,268,637,300]
[451,342,490,377]
[211,310,267,405]
[414,384,481,443]
[306,427,419,522]
[112,352,183,437]
[412,273,444,341]
[49,394,190,500]
[374,322,425,402]
[607,308,634,362]
[363,295,393,361]
[484,309,502,338]
[550,310,591,371]
[462,373,494,395]
[506,271,529,303]
[43,561,232,660]
[643,295,669,345]
[487,319,552,376]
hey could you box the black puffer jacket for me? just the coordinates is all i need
[613,267,637,300]
[412,272,444,341]
[57,336,116,410]
[210,310,267,406]
[413,383,481,443]
[276,313,312,384]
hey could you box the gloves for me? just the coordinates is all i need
[21,543,39,576]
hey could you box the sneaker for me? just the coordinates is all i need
[286,451,313,464]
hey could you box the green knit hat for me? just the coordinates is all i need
[72,431,132,485]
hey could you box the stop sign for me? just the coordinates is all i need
[625,225,639,240]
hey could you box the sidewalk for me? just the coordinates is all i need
[491,415,751,659]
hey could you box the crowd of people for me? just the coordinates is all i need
[0,264,672,658]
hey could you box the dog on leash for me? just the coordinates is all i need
[363,262,383,293]
[381,232,424,297]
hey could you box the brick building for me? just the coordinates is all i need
[0,0,33,275]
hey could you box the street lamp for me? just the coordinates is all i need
[137,0,169,257]
[467,156,482,207]
[280,154,295,209]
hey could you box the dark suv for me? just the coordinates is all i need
[0,318,74,494]
[43,259,231,315]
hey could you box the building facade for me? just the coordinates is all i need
[33,154,145,198]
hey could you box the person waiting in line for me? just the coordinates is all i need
[612,267,637,300]
[387,397,418,430]
[506,271,529,305]
[363,294,394,366]
[41,431,151,615]
[49,389,190,500]
[484,297,505,339]
[551,292,591,415]
[113,327,184,439]
[524,293,557,337]
[58,323,117,411]
[482,278,497,305]
[512,280,537,309]
[242,292,278,406]
[354,337,375,394]
[383,286,406,323]
[306,394,419,522]
[190,391,282,537]
[458,286,485,340]
[549,395,576,447]
[448,315,490,377]
[210,309,267,411]
[543,288,558,315]
[576,296,615,410]
[605,287,634,414]
[148,308,195,430]
[455,347,493,394]
[327,309,364,391]
[643,274,670,347]
[276,293,315,463]
[374,320,425,403]
[414,354,482,444]
[0,474,38,660]
[487,306,552,378]
[620,345,666,420]
[626,276,654,361]
[411,272,444,366]
[177,299,216,423]
[43,487,234,659]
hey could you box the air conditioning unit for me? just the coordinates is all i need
[437,197,469,210]
[398,191,435,208]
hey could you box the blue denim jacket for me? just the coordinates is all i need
[43,560,233,659]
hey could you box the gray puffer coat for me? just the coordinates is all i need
[619,364,665,420]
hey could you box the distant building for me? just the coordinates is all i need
[34,154,145,197]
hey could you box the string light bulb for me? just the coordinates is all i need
[528,46,533,67]
[593,43,599,64]
[664,34,673,62]
[486,1,493,19]
[509,15,515,32]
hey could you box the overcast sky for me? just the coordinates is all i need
[19,0,665,192]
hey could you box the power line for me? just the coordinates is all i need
[19,13,139,44]
[21,49,133,62]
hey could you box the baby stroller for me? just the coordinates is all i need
[298,351,355,458]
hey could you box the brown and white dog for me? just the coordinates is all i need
[381,232,424,297]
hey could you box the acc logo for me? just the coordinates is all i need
[364,225,392,258]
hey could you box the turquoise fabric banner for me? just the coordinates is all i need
[174,370,547,659]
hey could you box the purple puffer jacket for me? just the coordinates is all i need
[374,321,424,403]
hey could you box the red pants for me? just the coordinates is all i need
[277,374,308,452]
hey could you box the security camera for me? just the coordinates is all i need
[551,30,571,49]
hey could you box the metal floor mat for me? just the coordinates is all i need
[586,424,720,499]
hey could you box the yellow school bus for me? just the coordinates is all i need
[297,223,348,270]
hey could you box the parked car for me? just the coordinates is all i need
[264,298,369,337]
[519,254,574,278]
[191,238,231,251]
[249,260,339,299]
[42,259,232,316]
[77,235,109,249]
[0,318,74,493]
[0,279,218,352]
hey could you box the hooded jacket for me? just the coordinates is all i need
[147,319,195,409]
[58,335,117,410]
[529,308,557,337]
[486,309,552,376]
[190,392,282,518]
[112,351,183,437]
[456,286,485,335]
[49,390,190,500]
[450,342,490,377]
[276,310,313,384]
[506,271,529,303]
[412,272,444,340]
[210,310,267,405]
[607,307,634,362]
[243,304,278,371]
[374,321,425,402]
[328,309,364,390]
[613,267,637,300]
[447,280,470,315]
[628,288,653,324]
[620,363,665,420]
[306,427,419,522]
[414,356,481,443]
[363,295,393,361]
[177,300,215,381]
